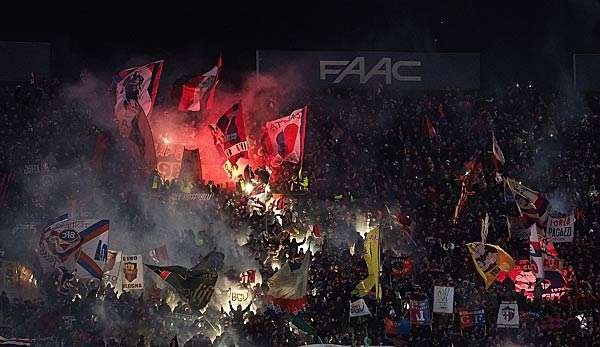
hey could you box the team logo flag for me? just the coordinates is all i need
[147,264,218,309]
[113,60,164,136]
[497,301,519,328]
[177,57,222,112]
[121,254,144,291]
[262,106,307,167]
[529,224,545,279]
[466,242,515,289]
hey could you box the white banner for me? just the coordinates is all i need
[102,250,122,292]
[433,286,454,314]
[497,301,519,328]
[349,298,371,317]
[121,254,144,291]
[545,214,575,242]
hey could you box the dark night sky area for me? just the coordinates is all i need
[3,1,600,89]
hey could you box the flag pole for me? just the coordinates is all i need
[299,106,308,178]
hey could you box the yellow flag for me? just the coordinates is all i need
[352,227,381,300]
[466,242,515,289]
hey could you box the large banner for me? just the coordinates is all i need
[459,309,486,329]
[121,254,144,291]
[257,50,480,90]
[102,250,122,291]
[545,214,575,243]
[433,286,454,314]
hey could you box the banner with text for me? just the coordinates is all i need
[257,50,480,90]
[545,214,574,243]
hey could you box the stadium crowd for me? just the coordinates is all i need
[1,76,600,347]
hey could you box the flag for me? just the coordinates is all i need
[529,225,545,279]
[410,299,432,326]
[121,254,144,291]
[128,108,157,179]
[177,57,222,112]
[546,213,575,242]
[481,212,490,243]
[352,227,381,301]
[389,210,417,247]
[146,264,218,309]
[311,224,322,238]
[433,286,454,314]
[209,103,249,179]
[459,309,486,329]
[149,245,169,264]
[291,312,316,335]
[452,162,480,224]
[102,250,122,292]
[178,148,202,185]
[492,132,505,165]
[497,301,519,328]
[240,269,256,284]
[424,116,437,139]
[38,218,110,279]
[505,177,550,227]
[384,317,410,337]
[0,171,14,209]
[114,60,164,135]
[349,298,372,317]
[266,253,311,314]
[0,336,33,346]
[262,106,308,167]
[466,242,515,289]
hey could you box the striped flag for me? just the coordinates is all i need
[177,57,222,112]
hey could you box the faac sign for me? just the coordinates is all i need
[320,57,422,84]
[257,50,480,90]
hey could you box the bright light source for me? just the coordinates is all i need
[162,137,170,144]
[244,183,254,195]
[516,83,520,88]
[528,84,532,88]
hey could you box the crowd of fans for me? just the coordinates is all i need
[1,76,600,346]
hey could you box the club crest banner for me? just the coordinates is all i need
[121,254,144,291]
[433,286,454,314]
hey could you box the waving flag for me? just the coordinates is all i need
[352,227,381,300]
[505,177,550,226]
[529,225,544,279]
[452,160,482,224]
[210,103,249,179]
[262,106,307,167]
[177,57,222,112]
[466,242,515,289]
[128,108,157,179]
[38,218,110,279]
[266,253,311,314]
[492,132,505,165]
[113,60,164,136]
[146,264,218,309]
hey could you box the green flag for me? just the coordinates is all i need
[291,312,316,335]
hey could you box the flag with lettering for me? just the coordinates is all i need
[409,299,432,326]
[545,213,575,242]
[121,254,144,291]
[262,106,308,167]
[349,298,372,317]
[459,308,486,329]
[209,103,249,179]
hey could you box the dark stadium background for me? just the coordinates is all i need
[3,1,600,90]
